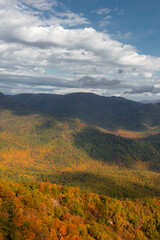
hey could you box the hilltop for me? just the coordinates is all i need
[12,92,160,131]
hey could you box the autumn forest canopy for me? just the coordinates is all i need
[0,92,159,239]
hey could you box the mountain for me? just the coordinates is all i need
[0,104,160,199]
[12,92,160,131]
[0,92,32,114]
[140,99,160,104]
[0,92,160,239]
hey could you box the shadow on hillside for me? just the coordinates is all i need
[36,171,160,199]
[35,118,58,132]
[0,98,55,121]
[0,103,34,116]
[142,133,160,143]
[72,127,160,171]
[0,93,39,116]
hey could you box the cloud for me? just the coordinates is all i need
[19,0,57,10]
[97,7,118,15]
[118,69,124,74]
[97,8,113,15]
[78,76,121,88]
[53,11,89,26]
[126,85,158,95]
[113,31,132,41]
[0,71,77,95]
[0,0,160,98]
[0,72,68,86]
[99,15,112,27]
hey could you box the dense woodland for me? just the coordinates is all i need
[0,181,159,240]
[0,93,160,239]
[0,109,160,199]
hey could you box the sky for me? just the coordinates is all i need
[0,0,160,100]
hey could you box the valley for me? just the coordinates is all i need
[0,92,160,239]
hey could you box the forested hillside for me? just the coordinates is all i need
[0,107,160,199]
[0,181,159,240]
[0,92,160,239]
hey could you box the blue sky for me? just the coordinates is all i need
[60,0,160,56]
[0,0,160,100]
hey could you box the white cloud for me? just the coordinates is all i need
[97,8,112,15]
[97,7,119,15]
[54,11,89,26]
[0,0,160,99]
[19,0,57,10]
[113,31,132,41]
[99,15,112,27]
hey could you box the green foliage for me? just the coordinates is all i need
[74,126,160,170]
[0,109,160,200]
[0,181,159,240]
[0,93,160,239]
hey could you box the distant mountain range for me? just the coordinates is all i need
[1,91,160,131]
[140,99,160,104]
[0,92,32,113]
[8,92,160,131]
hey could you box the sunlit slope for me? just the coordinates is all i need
[0,107,160,198]
[0,109,160,172]
[0,181,159,240]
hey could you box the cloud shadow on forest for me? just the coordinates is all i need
[0,93,36,116]
[37,170,160,199]
[72,126,160,171]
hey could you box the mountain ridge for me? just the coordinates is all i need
[11,92,160,131]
